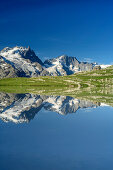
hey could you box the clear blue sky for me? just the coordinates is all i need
[0,0,113,64]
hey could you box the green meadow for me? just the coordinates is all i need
[0,65,113,106]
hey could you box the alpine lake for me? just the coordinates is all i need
[0,84,113,170]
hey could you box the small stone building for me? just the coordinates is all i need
[93,65,101,70]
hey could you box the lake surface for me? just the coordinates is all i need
[0,92,113,170]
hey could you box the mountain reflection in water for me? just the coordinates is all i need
[0,93,102,123]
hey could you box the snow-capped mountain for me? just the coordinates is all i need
[0,46,96,78]
[0,93,99,123]
[44,55,94,76]
[0,46,49,78]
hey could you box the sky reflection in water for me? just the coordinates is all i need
[0,93,113,170]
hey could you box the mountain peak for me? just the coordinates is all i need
[0,46,43,65]
[57,54,68,59]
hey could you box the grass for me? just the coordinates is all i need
[0,66,113,106]
[0,66,113,89]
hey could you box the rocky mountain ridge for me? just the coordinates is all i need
[0,46,97,78]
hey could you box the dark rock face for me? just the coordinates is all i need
[59,55,80,66]
[79,62,94,72]
[0,56,17,78]
[23,46,44,65]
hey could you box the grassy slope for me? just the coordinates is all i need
[0,66,113,106]
[0,66,113,87]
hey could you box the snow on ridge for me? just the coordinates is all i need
[100,64,111,69]
[45,57,65,75]
[0,46,27,56]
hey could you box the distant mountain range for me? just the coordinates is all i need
[0,46,101,78]
[0,93,100,123]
